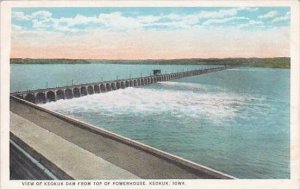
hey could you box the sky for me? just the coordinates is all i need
[11,7,290,59]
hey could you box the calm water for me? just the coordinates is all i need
[11,64,290,179]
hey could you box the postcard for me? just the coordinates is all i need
[1,1,299,189]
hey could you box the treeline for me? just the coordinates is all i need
[10,57,290,68]
[100,57,290,68]
[11,58,90,64]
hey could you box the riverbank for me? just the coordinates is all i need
[10,57,290,69]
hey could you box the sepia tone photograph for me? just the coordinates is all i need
[1,1,299,189]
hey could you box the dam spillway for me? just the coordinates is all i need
[11,65,231,104]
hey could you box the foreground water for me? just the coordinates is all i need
[11,64,290,179]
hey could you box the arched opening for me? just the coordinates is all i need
[106,83,111,91]
[116,82,121,89]
[25,93,35,103]
[121,81,125,89]
[94,85,100,93]
[46,91,55,102]
[87,86,94,94]
[134,80,137,86]
[125,81,130,87]
[65,88,73,99]
[130,80,133,87]
[81,87,87,96]
[36,92,46,104]
[73,88,80,98]
[141,79,144,85]
[111,83,116,90]
[56,90,64,100]
[100,84,106,92]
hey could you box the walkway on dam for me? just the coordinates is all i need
[11,66,230,104]
[10,96,235,179]
[10,112,140,179]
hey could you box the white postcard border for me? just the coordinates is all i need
[1,1,299,189]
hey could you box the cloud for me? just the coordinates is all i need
[12,8,290,35]
[272,11,290,23]
[12,11,31,21]
[12,24,22,30]
[258,11,278,19]
[12,8,247,33]
[13,10,52,21]
[238,7,258,12]
[137,15,161,24]
[198,8,238,19]
[202,16,250,26]
[238,20,264,28]
[31,10,52,18]
[35,12,142,32]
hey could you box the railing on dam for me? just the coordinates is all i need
[11,65,231,104]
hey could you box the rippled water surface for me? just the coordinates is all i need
[12,64,290,179]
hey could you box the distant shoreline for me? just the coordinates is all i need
[10,57,290,69]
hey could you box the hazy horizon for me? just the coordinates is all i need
[10,56,290,61]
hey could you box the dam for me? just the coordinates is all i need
[10,64,238,179]
[11,65,230,104]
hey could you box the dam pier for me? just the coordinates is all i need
[11,65,230,104]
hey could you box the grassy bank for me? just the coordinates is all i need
[10,57,290,68]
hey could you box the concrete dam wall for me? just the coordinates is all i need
[11,66,229,104]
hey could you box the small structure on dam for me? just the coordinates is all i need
[153,69,162,75]
[11,66,231,104]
